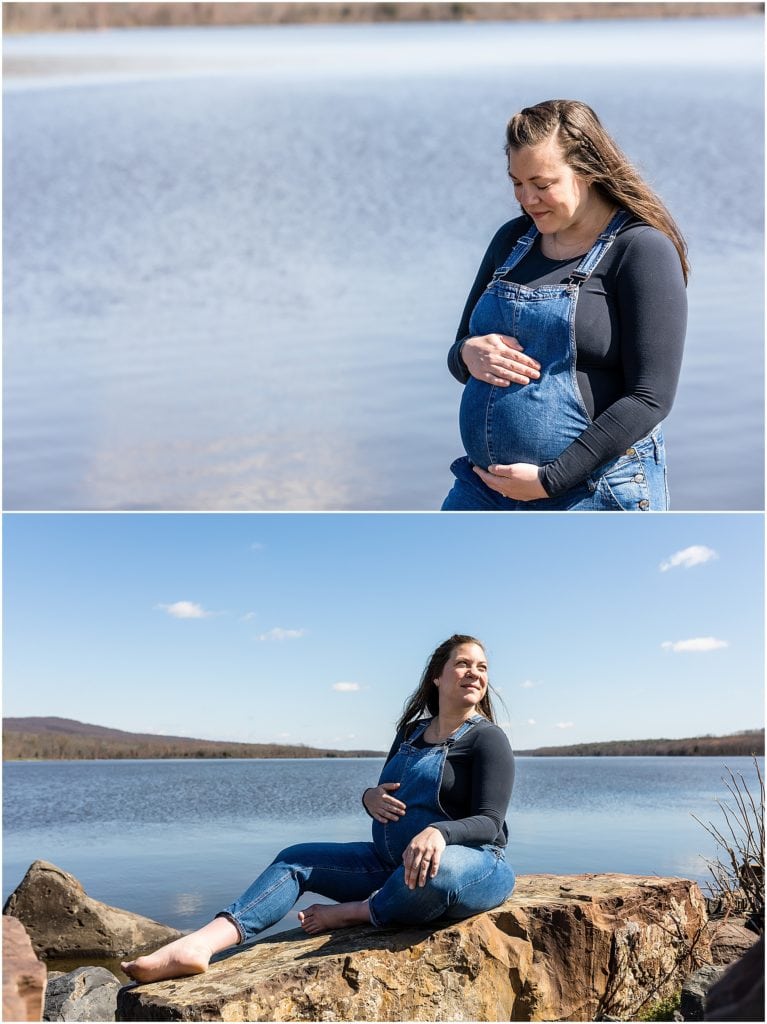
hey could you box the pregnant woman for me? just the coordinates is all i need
[443,99,688,511]
[121,635,515,983]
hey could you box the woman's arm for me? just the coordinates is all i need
[540,228,687,496]
[361,730,404,819]
[429,726,515,845]
[447,219,530,383]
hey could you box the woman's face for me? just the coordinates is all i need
[508,135,593,235]
[434,642,488,713]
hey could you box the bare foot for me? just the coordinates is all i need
[121,916,240,984]
[121,936,213,983]
[298,900,370,935]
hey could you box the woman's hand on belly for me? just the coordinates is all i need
[403,827,447,889]
[363,782,407,823]
[474,463,548,501]
[461,334,541,387]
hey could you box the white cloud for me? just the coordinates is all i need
[276,732,290,739]
[527,718,537,726]
[239,611,258,622]
[661,637,729,653]
[660,545,718,572]
[257,627,306,642]
[332,682,361,692]
[157,601,211,619]
[250,542,265,551]
[555,721,574,729]
[520,680,539,689]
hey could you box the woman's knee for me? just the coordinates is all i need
[436,848,513,903]
[272,844,305,866]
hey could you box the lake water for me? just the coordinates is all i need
[3,756,762,945]
[3,18,764,510]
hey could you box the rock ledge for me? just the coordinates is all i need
[117,873,711,1022]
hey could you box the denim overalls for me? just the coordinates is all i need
[217,716,514,941]
[443,209,669,511]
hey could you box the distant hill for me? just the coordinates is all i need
[2,717,386,761]
[4,718,763,761]
[516,730,764,758]
[4,3,761,35]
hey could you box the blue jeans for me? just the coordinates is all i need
[217,840,515,942]
[442,428,669,511]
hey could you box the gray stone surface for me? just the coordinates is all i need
[43,966,120,1022]
[705,935,765,1021]
[681,964,726,1022]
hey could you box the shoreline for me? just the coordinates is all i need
[5,749,763,762]
[4,718,763,761]
[3,2,763,34]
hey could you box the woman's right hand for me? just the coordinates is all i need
[461,334,541,387]
[363,782,407,823]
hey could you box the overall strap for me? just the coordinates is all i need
[408,714,484,746]
[406,720,431,743]
[568,209,632,285]
[445,714,484,746]
[491,222,539,280]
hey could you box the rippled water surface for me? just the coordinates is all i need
[3,756,762,936]
[4,18,763,509]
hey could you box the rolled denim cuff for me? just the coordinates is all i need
[214,910,246,945]
[367,890,385,929]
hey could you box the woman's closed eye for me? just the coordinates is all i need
[508,175,553,191]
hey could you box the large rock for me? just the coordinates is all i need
[2,916,47,1022]
[680,964,725,1021]
[705,934,765,1021]
[117,873,710,1022]
[3,861,182,960]
[705,917,760,965]
[44,966,120,1022]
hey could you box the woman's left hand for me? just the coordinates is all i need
[402,827,447,889]
[473,463,548,501]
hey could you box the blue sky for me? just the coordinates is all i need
[3,513,763,751]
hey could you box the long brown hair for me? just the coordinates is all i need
[505,99,689,283]
[396,634,499,737]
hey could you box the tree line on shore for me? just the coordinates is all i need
[1,730,385,761]
[3,1,761,34]
[3,723,762,761]
[516,730,764,758]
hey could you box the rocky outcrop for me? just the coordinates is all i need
[705,917,759,965]
[3,861,182,960]
[705,934,765,1021]
[43,966,120,1022]
[681,964,725,1021]
[117,873,710,1022]
[3,916,47,1022]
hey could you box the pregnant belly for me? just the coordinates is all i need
[459,377,589,468]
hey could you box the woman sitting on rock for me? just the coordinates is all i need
[122,634,515,983]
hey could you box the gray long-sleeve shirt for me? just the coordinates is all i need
[448,215,687,497]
